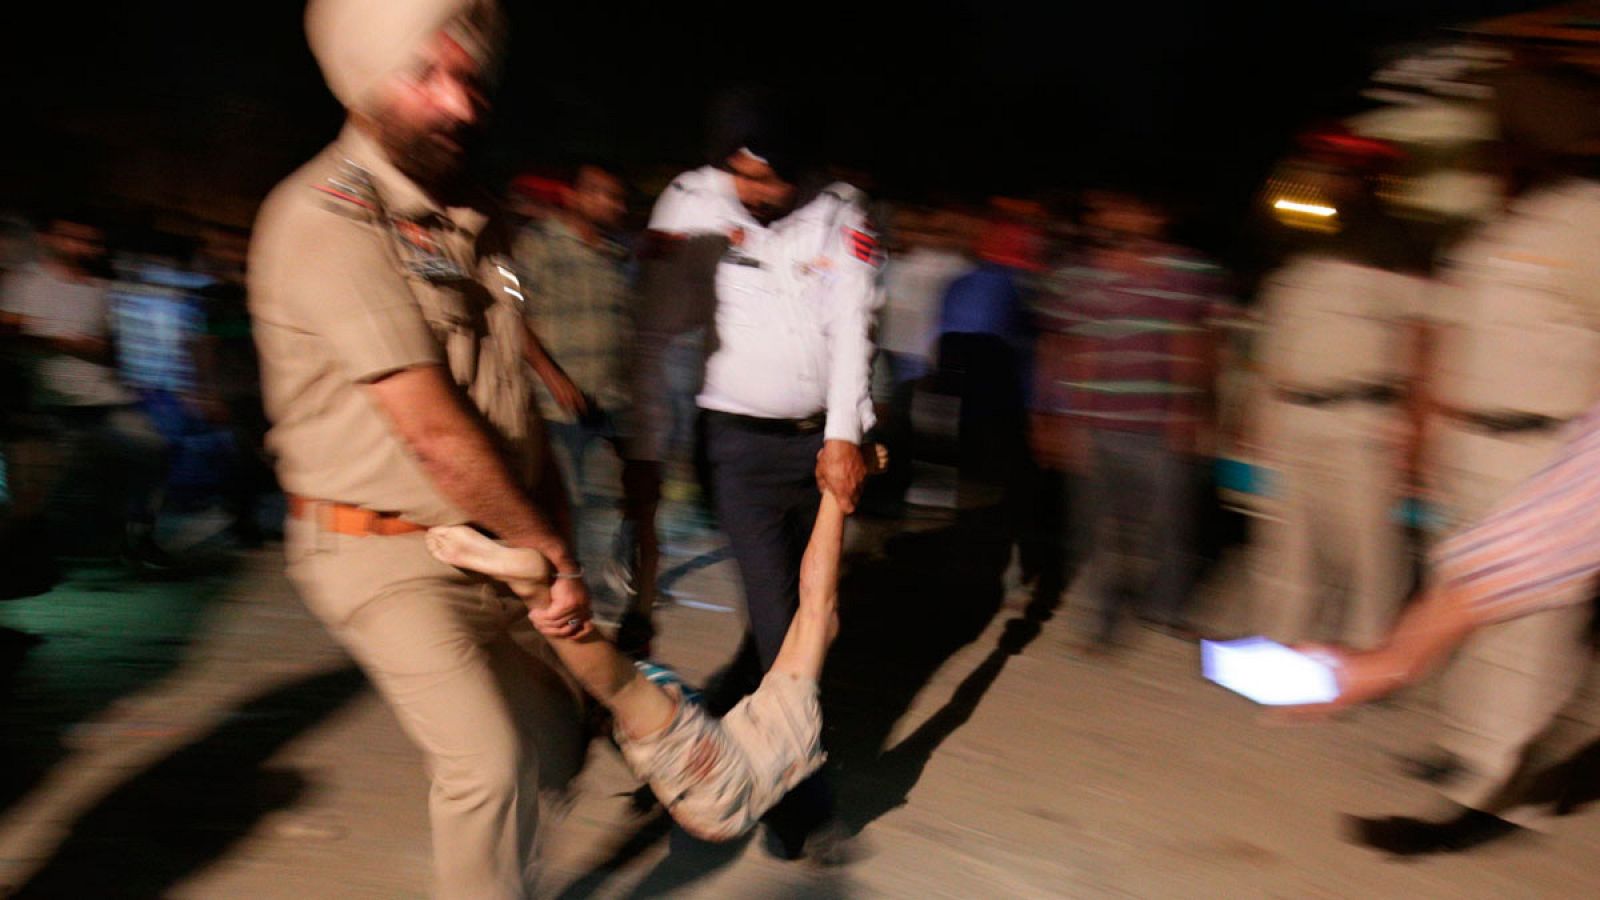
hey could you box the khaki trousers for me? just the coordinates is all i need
[285,518,585,898]
[1253,399,1408,650]
[1431,419,1593,823]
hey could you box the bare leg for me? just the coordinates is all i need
[425,526,677,739]
[424,527,551,594]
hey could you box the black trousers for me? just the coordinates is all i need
[702,413,832,835]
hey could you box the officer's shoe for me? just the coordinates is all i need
[763,817,869,867]
[1346,806,1524,857]
[121,532,185,580]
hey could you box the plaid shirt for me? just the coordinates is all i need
[1433,401,1600,625]
[514,218,633,423]
[110,270,208,394]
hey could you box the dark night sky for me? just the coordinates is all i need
[3,1,1547,246]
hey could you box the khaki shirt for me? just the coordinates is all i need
[249,123,540,526]
[1257,254,1424,392]
[1433,178,1600,418]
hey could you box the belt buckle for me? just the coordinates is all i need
[351,507,381,535]
[797,416,822,434]
[305,499,335,554]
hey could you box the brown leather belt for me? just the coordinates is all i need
[287,495,428,537]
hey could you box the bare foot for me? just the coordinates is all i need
[426,526,551,597]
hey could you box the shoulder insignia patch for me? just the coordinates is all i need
[313,160,380,220]
[843,226,883,268]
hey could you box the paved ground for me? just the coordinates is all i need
[2,500,1599,899]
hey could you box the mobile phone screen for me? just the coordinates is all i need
[1200,637,1340,705]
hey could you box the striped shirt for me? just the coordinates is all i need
[1432,401,1600,625]
[634,660,704,706]
[1035,250,1229,432]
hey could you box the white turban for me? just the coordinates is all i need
[305,0,506,112]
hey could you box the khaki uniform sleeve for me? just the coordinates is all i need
[267,207,442,383]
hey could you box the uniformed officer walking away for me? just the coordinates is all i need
[642,109,879,859]
[250,1,588,895]
[1357,63,1600,855]
[1252,153,1427,651]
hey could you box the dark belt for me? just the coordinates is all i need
[1278,383,1403,407]
[1443,409,1569,434]
[703,409,825,436]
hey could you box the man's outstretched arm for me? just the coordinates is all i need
[1286,402,1600,715]
[365,363,588,637]
[772,445,886,680]
[772,489,848,677]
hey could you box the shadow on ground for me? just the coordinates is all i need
[822,501,1065,832]
[10,665,366,899]
[0,557,238,816]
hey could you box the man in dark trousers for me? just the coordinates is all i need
[641,103,879,860]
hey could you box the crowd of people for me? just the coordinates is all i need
[7,0,1600,894]
[0,214,266,587]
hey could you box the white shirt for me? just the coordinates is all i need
[648,166,878,443]
[0,262,134,407]
[880,247,971,359]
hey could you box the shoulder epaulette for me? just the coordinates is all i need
[312,159,380,221]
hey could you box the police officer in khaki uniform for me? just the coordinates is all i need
[249,1,588,895]
[1253,158,1426,650]
[1356,64,1600,854]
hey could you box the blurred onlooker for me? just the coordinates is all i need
[1356,63,1600,855]
[0,215,176,573]
[1038,190,1228,647]
[0,215,54,599]
[934,217,1038,509]
[0,215,37,443]
[108,230,225,515]
[872,206,972,509]
[190,224,277,546]
[641,96,879,859]
[515,162,659,651]
[505,172,570,231]
[1250,154,1427,650]
[881,207,972,388]
[630,228,725,513]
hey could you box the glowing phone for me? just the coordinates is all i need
[1200,637,1340,706]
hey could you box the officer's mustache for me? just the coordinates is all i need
[744,199,789,225]
[428,120,485,155]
